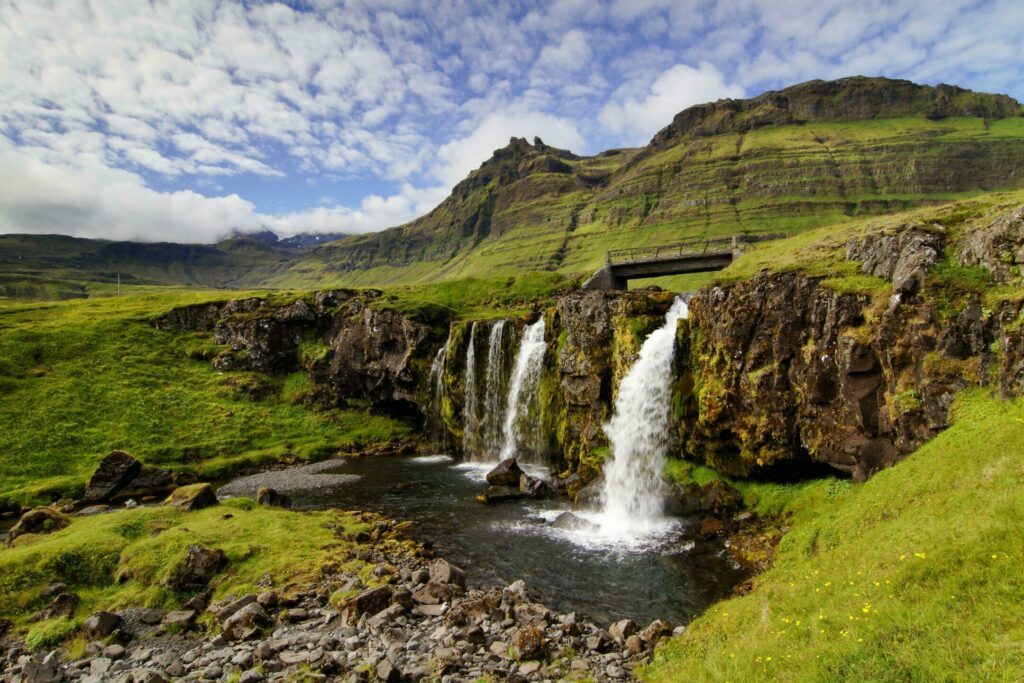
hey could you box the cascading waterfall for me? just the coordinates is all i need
[462,322,480,454]
[498,318,547,462]
[482,320,508,456]
[595,297,689,537]
[428,328,452,446]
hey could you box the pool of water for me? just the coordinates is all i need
[221,455,745,626]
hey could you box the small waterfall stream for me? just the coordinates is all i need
[499,318,547,462]
[594,297,689,538]
[482,320,508,456]
[428,328,452,447]
[462,322,480,453]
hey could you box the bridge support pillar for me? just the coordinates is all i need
[581,264,627,291]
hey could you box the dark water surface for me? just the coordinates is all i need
[222,455,744,626]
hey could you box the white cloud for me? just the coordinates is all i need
[600,62,745,143]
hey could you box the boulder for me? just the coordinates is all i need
[513,626,545,660]
[429,558,466,589]
[161,610,196,630]
[485,458,524,487]
[83,451,141,502]
[476,485,525,504]
[163,483,218,511]
[222,602,271,641]
[609,619,638,644]
[35,592,79,620]
[667,480,743,517]
[519,473,553,499]
[82,611,122,639]
[7,507,70,542]
[166,545,227,590]
[255,487,290,508]
[118,465,176,501]
[550,512,598,533]
[641,619,676,644]
[411,581,458,605]
[341,586,392,625]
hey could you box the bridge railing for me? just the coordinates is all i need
[606,231,782,266]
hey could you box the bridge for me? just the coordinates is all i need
[582,233,778,290]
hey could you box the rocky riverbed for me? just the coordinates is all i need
[2,531,676,683]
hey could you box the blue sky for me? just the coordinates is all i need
[1,0,1023,242]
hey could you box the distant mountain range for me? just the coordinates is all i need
[2,76,1024,295]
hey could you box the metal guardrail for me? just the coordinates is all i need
[606,232,782,266]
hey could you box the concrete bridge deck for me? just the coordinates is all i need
[583,233,777,290]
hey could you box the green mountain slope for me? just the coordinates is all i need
[285,76,1024,287]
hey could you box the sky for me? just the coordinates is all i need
[1,0,1023,243]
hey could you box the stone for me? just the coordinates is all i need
[518,660,541,675]
[161,610,196,630]
[624,634,644,654]
[641,619,675,644]
[429,559,466,589]
[82,611,122,639]
[342,586,392,625]
[485,458,524,487]
[412,581,457,605]
[477,485,525,504]
[238,670,265,683]
[608,619,638,644]
[585,630,613,653]
[699,516,725,538]
[512,603,550,626]
[7,507,70,542]
[519,474,552,499]
[488,640,511,659]
[76,504,111,516]
[200,664,222,680]
[256,590,278,609]
[102,644,125,659]
[118,465,176,500]
[90,657,114,675]
[39,582,68,599]
[222,603,271,641]
[411,604,447,617]
[84,451,142,502]
[215,595,257,622]
[21,652,62,683]
[138,608,165,625]
[375,658,401,682]
[255,487,291,508]
[163,483,218,511]
[166,545,227,590]
[550,512,597,532]
[513,626,545,660]
[134,670,170,683]
[35,592,79,619]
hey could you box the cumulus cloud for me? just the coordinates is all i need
[0,0,1021,242]
[600,62,745,143]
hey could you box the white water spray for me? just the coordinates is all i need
[428,328,453,447]
[498,318,547,462]
[595,297,689,538]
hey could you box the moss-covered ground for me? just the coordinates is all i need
[0,288,408,508]
[1,498,374,646]
[648,389,1024,681]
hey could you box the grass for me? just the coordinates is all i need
[0,289,408,508]
[0,498,374,635]
[645,389,1024,681]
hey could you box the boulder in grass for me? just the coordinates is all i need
[163,483,218,511]
[82,611,122,639]
[485,458,524,487]
[7,506,70,543]
[166,545,227,590]
[255,487,290,508]
[84,451,142,502]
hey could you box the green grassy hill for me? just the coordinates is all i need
[284,77,1024,287]
[3,77,1024,295]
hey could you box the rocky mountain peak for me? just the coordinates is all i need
[649,76,1023,149]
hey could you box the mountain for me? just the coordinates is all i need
[281,76,1024,287]
[2,76,1024,294]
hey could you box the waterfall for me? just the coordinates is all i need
[428,328,451,446]
[462,322,480,454]
[498,318,547,462]
[596,297,689,537]
[482,320,508,456]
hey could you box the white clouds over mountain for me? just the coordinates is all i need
[0,0,1022,242]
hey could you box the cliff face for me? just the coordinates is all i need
[155,202,1024,483]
